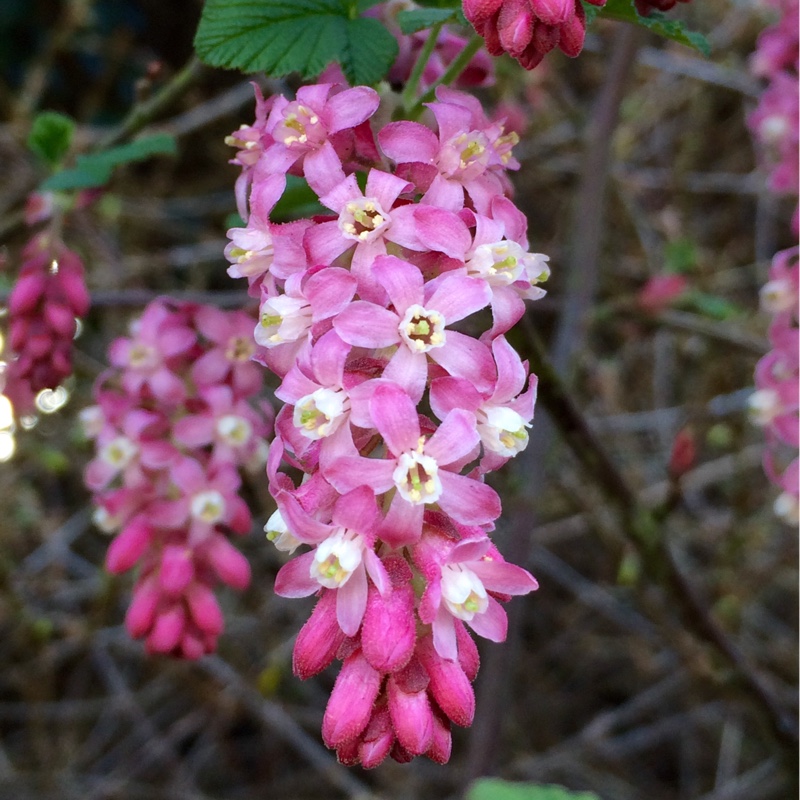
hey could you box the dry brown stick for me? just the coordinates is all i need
[524,325,799,753]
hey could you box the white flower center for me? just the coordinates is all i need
[226,336,256,363]
[79,406,105,438]
[293,387,349,440]
[217,414,253,447]
[748,389,781,427]
[477,406,530,457]
[92,506,120,534]
[760,279,796,314]
[441,563,488,621]
[774,491,799,525]
[310,529,364,588]
[255,294,312,348]
[439,131,490,181]
[264,509,301,553]
[190,490,226,524]
[128,342,158,370]
[399,304,446,353]
[393,441,442,505]
[338,197,390,243]
[466,241,527,286]
[100,436,138,469]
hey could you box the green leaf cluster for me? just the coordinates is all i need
[583,0,710,56]
[396,7,464,34]
[28,111,76,167]
[194,0,399,85]
[41,133,177,192]
[467,779,602,800]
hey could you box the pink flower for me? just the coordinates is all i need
[260,83,380,196]
[326,382,500,545]
[333,255,493,400]
[414,525,538,660]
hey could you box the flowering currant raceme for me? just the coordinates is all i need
[226,79,545,766]
[82,300,272,658]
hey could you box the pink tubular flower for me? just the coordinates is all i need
[84,300,272,657]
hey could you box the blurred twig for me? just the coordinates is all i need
[524,324,799,753]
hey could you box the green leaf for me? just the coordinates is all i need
[467,779,601,800]
[194,0,399,85]
[582,0,710,57]
[397,7,457,33]
[28,111,76,167]
[41,133,177,191]
[271,175,326,221]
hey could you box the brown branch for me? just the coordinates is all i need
[524,325,799,753]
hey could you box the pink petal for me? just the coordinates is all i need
[432,605,458,661]
[304,267,357,320]
[310,329,349,387]
[425,409,480,465]
[337,562,368,636]
[486,286,526,339]
[379,492,424,548]
[422,174,464,211]
[326,86,380,133]
[383,346,427,405]
[468,559,539,594]
[491,335,527,402]
[276,490,333,544]
[417,635,475,726]
[318,174,359,214]
[438,471,501,525]
[427,275,491,323]
[432,331,496,394]
[304,220,351,266]
[361,582,416,673]
[332,486,380,535]
[303,141,346,197]
[274,551,320,598]
[414,206,472,259]
[333,301,400,348]
[172,415,215,448]
[372,255,423,314]
[324,455,395,495]
[370,382,421,455]
[378,121,438,165]
[430,376,482,420]
[363,549,390,594]
[467,596,508,642]
[365,169,414,210]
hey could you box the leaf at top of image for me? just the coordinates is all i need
[194,0,399,85]
[582,0,710,57]
[466,778,602,800]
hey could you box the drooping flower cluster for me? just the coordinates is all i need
[747,0,799,229]
[83,300,272,658]
[225,82,543,765]
[463,0,607,70]
[749,248,799,524]
[2,232,89,416]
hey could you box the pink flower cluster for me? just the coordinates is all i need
[82,300,272,658]
[748,0,799,227]
[463,0,607,70]
[3,232,89,415]
[225,82,543,765]
[749,248,799,524]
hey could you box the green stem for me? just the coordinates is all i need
[402,22,445,113]
[98,56,206,149]
[409,33,484,116]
